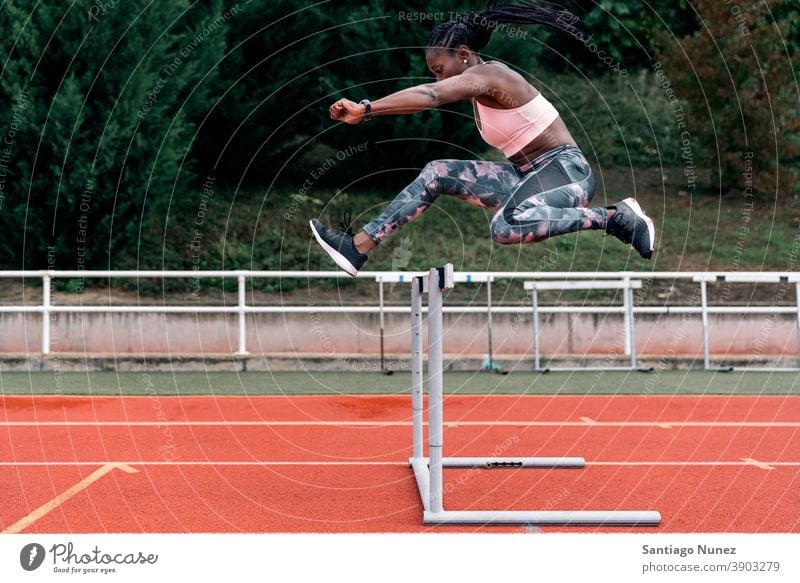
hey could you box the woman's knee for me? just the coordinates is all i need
[419,159,468,197]
[490,218,520,245]
[420,159,457,180]
[490,216,548,245]
[585,173,596,203]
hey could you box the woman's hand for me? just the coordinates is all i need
[329,98,366,124]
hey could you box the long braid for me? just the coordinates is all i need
[426,0,584,52]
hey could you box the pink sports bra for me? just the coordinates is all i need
[473,93,560,157]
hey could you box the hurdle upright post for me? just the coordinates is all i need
[427,267,446,514]
[236,272,248,355]
[42,271,51,355]
[625,274,638,369]
[410,277,424,460]
[486,277,493,371]
[531,285,540,371]
[378,277,387,373]
[796,282,800,367]
[700,279,710,370]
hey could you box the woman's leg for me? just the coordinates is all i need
[310,158,523,276]
[489,146,608,244]
[311,147,654,275]
[361,159,523,246]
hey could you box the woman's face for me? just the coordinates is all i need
[425,48,467,81]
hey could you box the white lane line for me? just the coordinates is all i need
[741,458,776,471]
[1,421,799,427]
[2,463,138,534]
[1,461,799,467]
[1,394,796,399]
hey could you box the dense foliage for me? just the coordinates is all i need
[657,0,800,194]
[0,0,795,271]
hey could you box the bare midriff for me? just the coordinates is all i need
[506,116,578,167]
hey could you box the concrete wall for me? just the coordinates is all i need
[1,311,796,358]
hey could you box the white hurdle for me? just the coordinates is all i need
[524,278,646,372]
[409,264,661,526]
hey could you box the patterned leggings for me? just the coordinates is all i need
[362,145,608,245]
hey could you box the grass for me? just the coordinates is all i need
[2,370,799,396]
[1,165,796,306]
[343,178,798,275]
[217,164,798,279]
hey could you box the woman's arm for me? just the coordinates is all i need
[330,69,492,124]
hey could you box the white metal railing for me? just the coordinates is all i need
[0,270,798,371]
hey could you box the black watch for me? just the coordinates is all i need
[359,99,372,121]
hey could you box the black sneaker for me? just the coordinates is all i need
[605,197,655,260]
[309,212,368,277]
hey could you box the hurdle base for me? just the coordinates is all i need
[410,456,583,513]
[409,456,585,469]
[727,366,800,372]
[538,366,646,373]
[410,455,659,526]
[423,510,662,526]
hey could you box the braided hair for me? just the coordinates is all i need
[426,0,584,53]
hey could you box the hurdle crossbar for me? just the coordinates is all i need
[409,264,661,526]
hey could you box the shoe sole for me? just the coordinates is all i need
[309,220,358,277]
[620,197,655,259]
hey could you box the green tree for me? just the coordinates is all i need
[540,0,697,74]
[0,0,228,269]
[205,0,550,191]
[657,0,799,195]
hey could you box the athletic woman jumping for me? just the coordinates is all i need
[310,0,655,276]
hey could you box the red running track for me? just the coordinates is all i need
[1,394,798,533]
